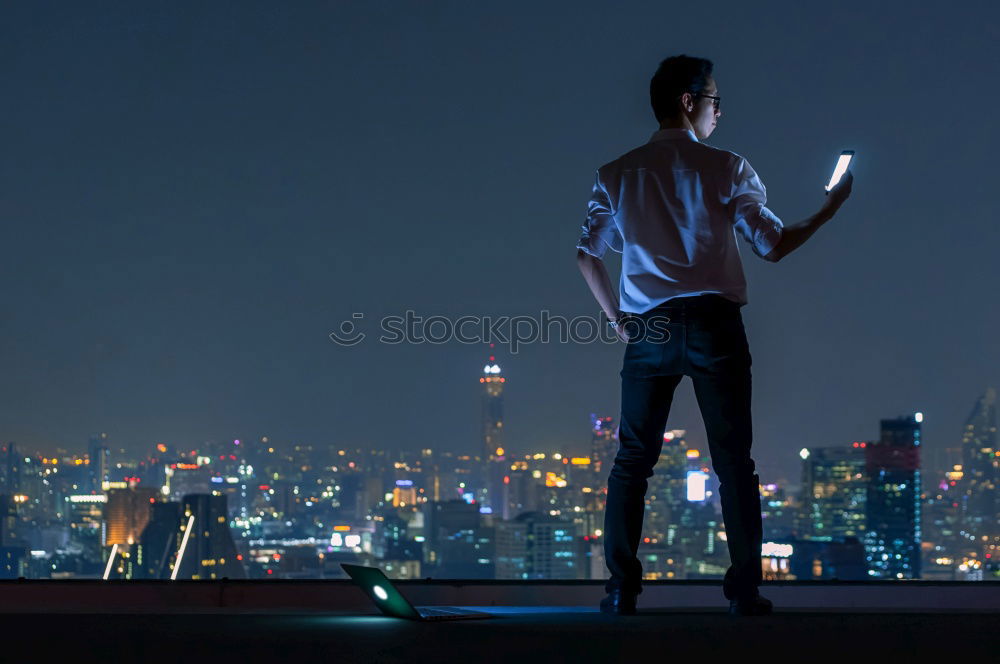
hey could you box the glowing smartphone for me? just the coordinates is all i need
[825,150,854,192]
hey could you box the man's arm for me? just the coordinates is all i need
[761,170,854,263]
[760,210,832,263]
[576,249,621,321]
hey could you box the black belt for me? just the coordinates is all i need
[643,294,738,312]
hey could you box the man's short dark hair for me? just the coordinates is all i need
[650,55,714,124]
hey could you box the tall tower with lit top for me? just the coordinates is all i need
[481,346,505,462]
[480,345,507,515]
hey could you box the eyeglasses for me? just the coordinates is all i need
[693,93,721,111]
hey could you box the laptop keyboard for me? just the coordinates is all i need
[417,607,485,617]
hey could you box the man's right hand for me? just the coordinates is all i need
[821,170,854,217]
[762,170,854,263]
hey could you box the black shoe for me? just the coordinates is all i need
[728,593,773,617]
[600,589,638,615]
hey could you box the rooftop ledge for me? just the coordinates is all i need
[1,579,997,614]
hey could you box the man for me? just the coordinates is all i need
[576,54,853,617]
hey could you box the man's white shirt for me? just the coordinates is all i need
[576,127,784,313]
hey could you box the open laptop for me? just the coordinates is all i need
[341,563,493,621]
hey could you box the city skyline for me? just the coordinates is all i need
[0,369,993,582]
[1,391,993,582]
[3,350,986,495]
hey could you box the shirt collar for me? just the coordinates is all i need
[648,128,699,143]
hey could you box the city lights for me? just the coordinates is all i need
[1,385,991,588]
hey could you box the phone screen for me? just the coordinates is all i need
[825,150,854,191]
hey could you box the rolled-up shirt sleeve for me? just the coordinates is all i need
[576,170,623,259]
[728,156,784,260]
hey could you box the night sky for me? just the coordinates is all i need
[2,1,997,488]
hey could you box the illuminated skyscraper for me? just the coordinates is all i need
[921,469,965,580]
[640,431,727,578]
[103,487,159,546]
[481,350,505,459]
[589,414,617,478]
[645,430,692,539]
[102,487,158,580]
[495,511,581,579]
[423,499,494,578]
[501,461,540,519]
[958,388,998,542]
[134,501,183,579]
[864,413,922,579]
[479,349,506,515]
[760,484,796,542]
[65,492,106,565]
[88,433,110,494]
[797,444,867,541]
[171,494,246,579]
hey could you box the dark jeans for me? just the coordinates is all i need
[603,294,763,601]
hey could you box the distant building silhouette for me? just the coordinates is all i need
[424,499,494,578]
[134,501,183,579]
[495,511,582,579]
[172,494,245,579]
[103,487,159,546]
[2,442,20,495]
[66,493,105,565]
[134,494,245,579]
[797,444,867,541]
[87,433,110,494]
[589,414,617,479]
[768,536,867,581]
[864,414,922,579]
[958,388,997,543]
[0,494,29,578]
